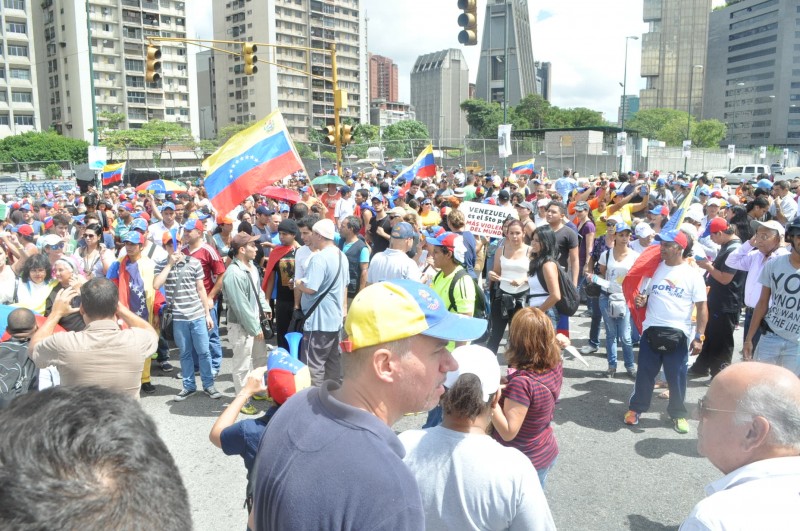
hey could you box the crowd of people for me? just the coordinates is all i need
[1,163,799,530]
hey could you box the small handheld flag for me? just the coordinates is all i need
[396,144,436,183]
[511,158,535,175]
[102,162,125,186]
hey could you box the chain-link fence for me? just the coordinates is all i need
[0,160,76,181]
[295,137,799,178]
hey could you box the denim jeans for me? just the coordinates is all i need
[743,307,762,349]
[599,294,635,369]
[190,307,222,374]
[755,332,800,376]
[588,295,602,348]
[629,327,689,419]
[537,456,557,489]
[630,315,641,344]
[174,317,214,391]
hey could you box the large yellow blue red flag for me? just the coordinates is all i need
[102,162,125,186]
[203,111,304,216]
[396,144,436,183]
[511,158,535,175]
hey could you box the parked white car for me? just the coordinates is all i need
[726,164,771,184]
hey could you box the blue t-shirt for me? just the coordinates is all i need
[220,407,277,474]
[300,246,349,333]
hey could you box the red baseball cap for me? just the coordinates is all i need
[709,217,729,234]
[14,224,33,237]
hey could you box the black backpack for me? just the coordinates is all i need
[536,261,580,317]
[436,268,487,320]
[0,339,38,409]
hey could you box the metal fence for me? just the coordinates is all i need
[295,137,799,178]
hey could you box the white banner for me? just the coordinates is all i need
[87,146,107,171]
[640,138,649,158]
[616,132,627,157]
[727,145,735,160]
[498,124,512,159]
[459,202,513,238]
[759,146,767,160]
[784,148,790,161]
[682,140,692,159]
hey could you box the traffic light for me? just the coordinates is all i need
[457,0,478,46]
[340,124,353,146]
[242,43,258,75]
[146,45,162,83]
[323,124,337,145]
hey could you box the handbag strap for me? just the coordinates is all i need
[168,259,190,306]
[238,261,268,321]
[301,252,343,320]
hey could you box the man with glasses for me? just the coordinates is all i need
[744,216,800,375]
[682,362,800,530]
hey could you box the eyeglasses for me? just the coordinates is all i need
[46,243,65,250]
[697,397,737,417]
[754,232,776,241]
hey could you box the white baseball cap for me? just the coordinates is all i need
[635,223,655,239]
[443,345,501,402]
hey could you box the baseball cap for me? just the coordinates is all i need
[391,221,415,239]
[388,207,406,218]
[515,201,535,211]
[121,231,143,245]
[656,177,667,186]
[615,221,631,233]
[685,204,705,222]
[756,179,773,190]
[312,218,335,240]
[424,225,446,238]
[498,189,510,201]
[256,205,275,216]
[279,203,290,213]
[421,198,432,206]
[19,203,31,211]
[443,345,501,402]
[649,205,669,216]
[425,232,466,263]
[231,231,259,248]
[133,211,151,222]
[216,215,234,225]
[635,223,655,239]
[300,186,310,193]
[655,229,688,249]
[14,224,33,237]
[697,186,711,196]
[266,348,311,405]
[709,217,729,234]
[118,202,133,212]
[42,234,62,247]
[574,201,590,212]
[340,185,352,195]
[160,201,176,211]
[453,188,466,198]
[131,218,149,233]
[707,198,722,207]
[344,279,488,351]
[750,219,785,237]
[277,219,298,236]
[184,219,204,232]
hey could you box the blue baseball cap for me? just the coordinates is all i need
[160,201,176,211]
[130,218,149,233]
[756,178,773,190]
[391,222,415,239]
[279,202,290,213]
[698,186,711,196]
[121,231,143,245]
[615,221,631,233]
[344,279,488,351]
[655,229,689,249]
[184,219,204,232]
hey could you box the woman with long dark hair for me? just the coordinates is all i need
[726,204,752,241]
[526,225,561,330]
[74,223,111,278]
[492,307,564,488]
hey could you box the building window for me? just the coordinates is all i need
[9,68,31,80]
[6,22,27,34]
[7,45,29,57]
[127,91,146,103]
[14,115,34,126]
[11,91,32,103]
[124,59,144,71]
[0,115,10,125]
[4,0,26,10]
[0,92,6,102]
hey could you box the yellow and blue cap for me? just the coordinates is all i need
[344,279,487,351]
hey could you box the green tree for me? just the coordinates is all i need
[692,119,727,148]
[514,94,551,129]
[626,108,687,142]
[44,163,63,179]
[461,99,503,138]
[0,131,89,164]
[216,122,251,145]
[382,120,430,158]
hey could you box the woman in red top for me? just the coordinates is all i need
[492,306,563,488]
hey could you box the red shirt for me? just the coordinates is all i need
[323,192,341,222]
[183,243,225,297]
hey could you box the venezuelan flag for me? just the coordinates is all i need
[511,158,535,175]
[396,144,436,182]
[102,162,125,186]
[661,181,696,234]
[203,110,304,216]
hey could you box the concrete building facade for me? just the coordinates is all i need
[410,48,469,143]
[211,0,367,142]
[475,0,537,106]
[0,0,41,139]
[195,50,214,140]
[639,0,711,118]
[32,0,197,141]
[618,94,640,126]
[369,98,414,130]
[535,60,551,102]
[368,53,397,102]
[703,0,799,147]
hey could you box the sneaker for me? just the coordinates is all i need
[240,402,258,415]
[174,389,196,401]
[159,361,174,373]
[604,366,616,378]
[141,382,156,394]
[626,367,637,379]
[624,410,640,425]
[673,417,689,434]
[579,345,599,355]
[252,394,269,401]
[203,386,222,399]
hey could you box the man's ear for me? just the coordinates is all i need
[372,348,396,384]
[742,415,771,452]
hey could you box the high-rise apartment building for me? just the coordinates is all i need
[195,50,214,140]
[0,0,41,138]
[368,53,398,102]
[211,0,368,142]
[32,0,197,141]
[410,49,469,143]
[475,0,537,106]
[618,95,640,126]
[703,0,799,147]
[639,0,711,118]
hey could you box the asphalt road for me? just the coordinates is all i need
[140,311,736,530]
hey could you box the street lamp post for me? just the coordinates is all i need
[502,0,509,176]
[619,35,638,176]
[685,64,703,174]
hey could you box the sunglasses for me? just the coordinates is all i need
[697,396,737,417]
[46,243,65,250]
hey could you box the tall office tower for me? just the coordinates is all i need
[368,53,398,102]
[0,0,41,138]
[704,0,799,148]
[535,61,551,102]
[32,0,197,141]
[212,0,367,142]
[639,0,711,118]
[195,50,214,140]
[410,49,469,143]
[475,0,537,106]
[618,95,640,126]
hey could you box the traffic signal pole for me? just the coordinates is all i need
[331,43,343,176]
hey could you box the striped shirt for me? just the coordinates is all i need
[493,363,563,470]
[157,257,206,322]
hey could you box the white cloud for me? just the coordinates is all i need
[193,0,726,123]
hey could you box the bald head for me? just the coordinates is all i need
[698,363,800,474]
[6,308,36,338]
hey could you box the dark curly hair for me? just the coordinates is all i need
[20,254,52,283]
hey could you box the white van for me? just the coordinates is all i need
[726,164,771,184]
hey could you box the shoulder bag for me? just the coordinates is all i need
[288,253,344,333]
[240,262,274,340]
[160,261,189,342]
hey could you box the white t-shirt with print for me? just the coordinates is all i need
[599,248,639,294]
[642,262,707,331]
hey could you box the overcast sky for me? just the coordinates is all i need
[194,0,725,122]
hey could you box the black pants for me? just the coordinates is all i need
[692,308,738,376]
[485,290,525,354]
[275,298,295,352]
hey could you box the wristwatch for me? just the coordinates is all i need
[695,334,705,342]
